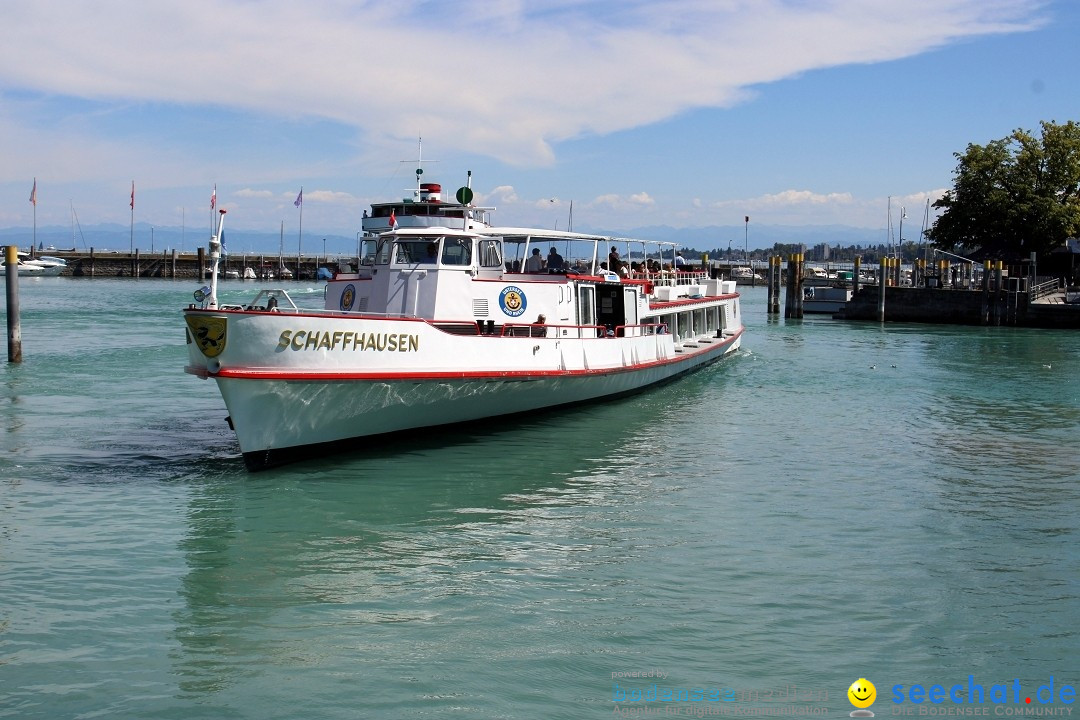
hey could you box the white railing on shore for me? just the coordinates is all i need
[1030,278,1061,300]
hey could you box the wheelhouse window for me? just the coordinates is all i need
[394,238,441,265]
[441,237,473,266]
[361,237,391,266]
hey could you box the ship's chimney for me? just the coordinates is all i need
[419,183,442,203]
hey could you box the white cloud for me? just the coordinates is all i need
[0,1,1045,231]
[483,185,521,204]
[589,193,625,209]
[0,0,1044,167]
[305,190,359,204]
[756,190,856,207]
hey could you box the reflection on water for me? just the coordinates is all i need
[2,282,1077,718]
[169,385,711,705]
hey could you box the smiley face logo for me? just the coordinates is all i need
[848,678,876,710]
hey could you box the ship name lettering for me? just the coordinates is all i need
[277,329,420,353]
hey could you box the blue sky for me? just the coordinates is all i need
[1,0,1077,249]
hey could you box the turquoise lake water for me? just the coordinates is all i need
[1,278,1077,719]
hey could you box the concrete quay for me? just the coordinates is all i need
[834,285,1080,328]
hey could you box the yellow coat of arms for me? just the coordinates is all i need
[186,315,228,358]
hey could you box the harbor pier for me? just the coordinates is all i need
[18,249,339,280]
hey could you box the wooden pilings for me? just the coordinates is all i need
[5,246,21,362]
[784,253,804,318]
[766,255,782,314]
[878,258,887,321]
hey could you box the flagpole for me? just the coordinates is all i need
[32,181,36,251]
[208,209,226,309]
[210,184,215,244]
[744,215,750,267]
[296,186,303,280]
[129,181,135,254]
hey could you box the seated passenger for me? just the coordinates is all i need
[524,248,545,273]
[546,247,564,271]
[531,313,547,337]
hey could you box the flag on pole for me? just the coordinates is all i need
[389,210,398,230]
[294,189,303,208]
[29,178,37,206]
[211,184,217,210]
[130,181,135,210]
[745,216,749,223]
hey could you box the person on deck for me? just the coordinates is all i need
[531,314,547,337]
[608,246,622,274]
[524,248,545,273]
[546,247,564,271]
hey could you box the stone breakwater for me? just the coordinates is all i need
[25,250,333,280]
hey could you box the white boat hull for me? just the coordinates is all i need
[186,308,741,470]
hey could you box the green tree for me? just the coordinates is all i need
[927,120,1080,257]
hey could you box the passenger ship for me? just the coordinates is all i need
[183,176,744,470]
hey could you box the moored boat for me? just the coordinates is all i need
[183,179,744,470]
[2,252,64,277]
[25,255,68,276]
[730,266,762,283]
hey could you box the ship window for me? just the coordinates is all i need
[376,240,392,264]
[361,238,383,265]
[394,238,441,265]
[478,239,503,268]
[441,238,473,266]
[578,286,596,328]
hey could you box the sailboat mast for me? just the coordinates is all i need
[296,187,303,281]
[71,204,87,250]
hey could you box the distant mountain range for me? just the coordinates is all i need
[1,221,890,256]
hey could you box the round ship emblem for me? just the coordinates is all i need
[499,285,527,317]
[340,283,356,311]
